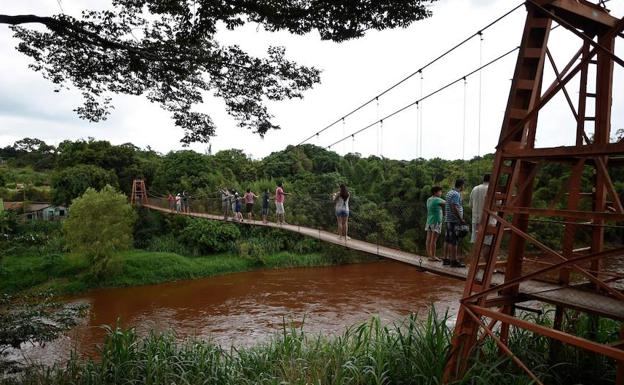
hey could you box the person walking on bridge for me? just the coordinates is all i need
[275,182,289,224]
[182,191,189,213]
[175,193,181,213]
[333,184,350,240]
[244,189,258,221]
[219,188,231,219]
[443,179,466,268]
[167,193,175,211]
[261,189,270,224]
[425,186,446,261]
[233,192,244,222]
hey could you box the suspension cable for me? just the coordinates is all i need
[295,1,526,147]
[326,46,519,150]
[477,32,484,159]
[462,77,467,160]
[419,71,424,158]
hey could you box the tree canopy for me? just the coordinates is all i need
[1,1,436,144]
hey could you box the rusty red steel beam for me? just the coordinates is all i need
[466,304,624,361]
[526,0,624,68]
[494,206,624,221]
[463,306,545,385]
[462,231,624,303]
[546,48,578,120]
[486,212,624,301]
[497,46,592,149]
[507,162,541,208]
[595,157,624,213]
[503,142,624,159]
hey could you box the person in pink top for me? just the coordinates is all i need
[244,189,258,220]
[275,182,289,224]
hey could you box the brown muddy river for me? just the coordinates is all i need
[21,261,464,365]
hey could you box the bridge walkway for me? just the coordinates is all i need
[144,203,624,321]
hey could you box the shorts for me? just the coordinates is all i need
[336,209,349,218]
[425,223,442,234]
[246,203,253,213]
[275,202,285,214]
[445,222,460,245]
[261,207,269,216]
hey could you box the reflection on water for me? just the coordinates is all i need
[21,261,464,366]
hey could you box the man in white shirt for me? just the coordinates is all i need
[469,174,490,244]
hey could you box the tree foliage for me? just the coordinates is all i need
[52,164,119,205]
[0,294,86,373]
[1,1,436,143]
[63,185,136,270]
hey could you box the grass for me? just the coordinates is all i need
[5,308,617,385]
[0,250,369,296]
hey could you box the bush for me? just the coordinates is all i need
[179,218,240,254]
[145,234,193,255]
[63,185,136,273]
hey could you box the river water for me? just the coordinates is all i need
[21,261,464,366]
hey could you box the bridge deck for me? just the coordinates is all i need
[144,204,624,320]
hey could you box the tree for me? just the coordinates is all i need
[52,164,119,205]
[0,294,86,373]
[63,185,136,272]
[1,1,436,144]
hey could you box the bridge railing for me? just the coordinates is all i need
[143,192,432,257]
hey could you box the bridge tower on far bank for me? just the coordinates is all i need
[445,0,624,382]
[130,179,148,205]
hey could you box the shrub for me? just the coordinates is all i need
[179,218,240,254]
[63,185,136,273]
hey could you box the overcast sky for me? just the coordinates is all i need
[1,1,623,160]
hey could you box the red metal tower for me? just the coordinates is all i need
[130,179,148,205]
[445,0,624,382]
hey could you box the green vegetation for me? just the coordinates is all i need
[64,186,136,273]
[0,248,370,296]
[3,309,619,385]
[0,294,86,373]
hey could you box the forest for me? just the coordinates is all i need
[2,136,622,259]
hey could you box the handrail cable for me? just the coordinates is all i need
[325,46,519,149]
[294,1,526,147]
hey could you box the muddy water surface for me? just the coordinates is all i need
[26,261,464,365]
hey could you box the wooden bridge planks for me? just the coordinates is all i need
[144,204,624,320]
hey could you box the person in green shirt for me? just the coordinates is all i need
[425,186,446,261]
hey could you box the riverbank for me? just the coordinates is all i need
[0,249,375,295]
[4,309,617,385]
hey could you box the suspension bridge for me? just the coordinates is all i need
[137,193,624,322]
[131,1,624,383]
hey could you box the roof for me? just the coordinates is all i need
[26,203,52,212]
[3,201,23,211]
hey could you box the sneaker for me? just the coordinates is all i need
[442,259,451,266]
[450,260,466,268]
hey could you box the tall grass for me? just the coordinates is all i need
[6,308,618,385]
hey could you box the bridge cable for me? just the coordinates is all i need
[325,46,519,150]
[419,71,424,158]
[462,77,467,160]
[294,1,526,147]
[477,32,484,160]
